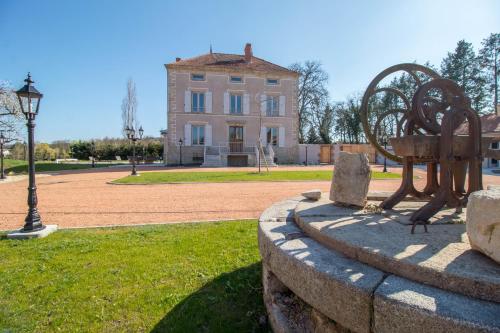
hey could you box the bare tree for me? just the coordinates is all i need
[288,61,329,143]
[311,103,334,143]
[121,78,138,136]
[0,81,23,142]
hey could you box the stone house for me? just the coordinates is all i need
[163,43,299,166]
[456,113,500,169]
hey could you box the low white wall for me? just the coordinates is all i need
[298,144,321,164]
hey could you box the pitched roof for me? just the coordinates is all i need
[455,114,500,135]
[166,52,298,76]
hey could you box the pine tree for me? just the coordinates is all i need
[440,40,488,113]
[306,126,320,144]
[478,33,500,114]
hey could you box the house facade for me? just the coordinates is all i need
[164,43,299,166]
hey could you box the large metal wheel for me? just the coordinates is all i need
[412,78,468,135]
[360,63,441,163]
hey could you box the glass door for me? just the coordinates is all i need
[229,126,244,152]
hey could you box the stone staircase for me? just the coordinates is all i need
[256,145,277,168]
[202,146,224,167]
[202,144,276,167]
[202,154,223,167]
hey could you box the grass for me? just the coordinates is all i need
[0,220,267,332]
[3,159,114,174]
[113,170,401,184]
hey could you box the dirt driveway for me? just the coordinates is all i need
[1,165,498,230]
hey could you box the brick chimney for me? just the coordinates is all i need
[175,57,181,62]
[244,43,252,62]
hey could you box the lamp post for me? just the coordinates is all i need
[0,131,5,180]
[15,73,44,232]
[91,140,96,168]
[178,138,183,166]
[125,125,143,176]
[379,130,388,173]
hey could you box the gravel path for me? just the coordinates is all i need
[1,165,498,230]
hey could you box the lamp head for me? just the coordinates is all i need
[16,73,43,117]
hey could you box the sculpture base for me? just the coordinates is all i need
[7,225,58,240]
[259,196,500,333]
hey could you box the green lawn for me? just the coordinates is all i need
[0,221,267,332]
[113,170,401,184]
[3,159,115,174]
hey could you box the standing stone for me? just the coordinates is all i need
[330,152,371,207]
[466,190,500,264]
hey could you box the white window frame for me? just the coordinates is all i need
[191,92,205,113]
[266,78,280,86]
[266,127,279,146]
[230,76,243,83]
[191,125,205,146]
[230,93,243,114]
[266,96,279,117]
[191,73,205,81]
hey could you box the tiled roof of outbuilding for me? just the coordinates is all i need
[455,114,500,135]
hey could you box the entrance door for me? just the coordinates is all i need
[320,145,331,164]
[229,126,244,152]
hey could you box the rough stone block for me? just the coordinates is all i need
[330,152,371,207]
[301,189,322,201]
[259,221,384,333]
[259,197,302,223]
[374,275,500,333]
[466,190,500,264]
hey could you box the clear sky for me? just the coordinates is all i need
[1,0,499,142]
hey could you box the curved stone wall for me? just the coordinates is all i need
[259,197,500,333]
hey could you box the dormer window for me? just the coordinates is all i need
[230,76,243,83]
[266,78,279,85]
[191,73,205,81]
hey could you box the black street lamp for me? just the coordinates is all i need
[0,131,5,180]
[178,138,183,166]
[16,73,44,232]
[379,129,388,173]
[91,140,96,168]
[126,125,143,176]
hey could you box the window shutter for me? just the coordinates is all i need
[243,93,250,115]
[260,94,267,115]
[278,127,285,147]
[205,124,212,146]
[184,123,192,146]
[223,91,229,114]
[184,91,191,113]
[206,92,212,113]
[260,126,267,144]
[279,96,286,116]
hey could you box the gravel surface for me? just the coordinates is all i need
[1,165,498,230]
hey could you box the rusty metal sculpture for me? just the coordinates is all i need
[361,63,486,233]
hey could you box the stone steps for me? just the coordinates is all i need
[259,198,500,333]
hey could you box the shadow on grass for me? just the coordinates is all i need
[151,262,270,333]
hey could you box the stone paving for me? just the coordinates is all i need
[0,165,498,230]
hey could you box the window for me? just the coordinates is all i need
[230,76,243,83]
[266,96,279,116]
[191,92,205,112]
[191,125,205,145]
[230,94,242,114]
[191,73,205,81]
[266,127,278,146]
[266,78,279,85]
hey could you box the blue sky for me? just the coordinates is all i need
[1,0,499,142]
